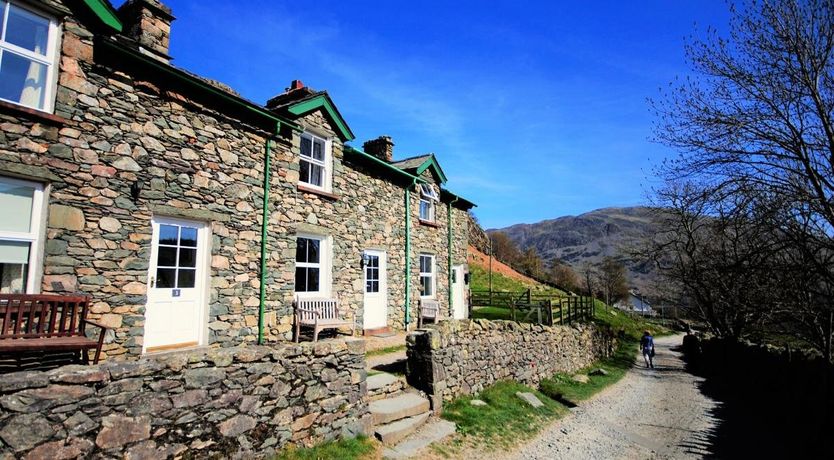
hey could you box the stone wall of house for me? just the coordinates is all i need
[406,319,614,404]
[269,111,471,335]
[0,0,473,359]
[0,7,294,358]
[0,339,369,459]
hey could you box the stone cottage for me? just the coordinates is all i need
[0,0,474,361]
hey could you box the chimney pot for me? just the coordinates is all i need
[118,0,175,63]
[363,136,395,162]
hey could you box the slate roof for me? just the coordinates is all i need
[390,154,434,171]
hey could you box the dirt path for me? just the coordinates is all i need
[502,334,718,459]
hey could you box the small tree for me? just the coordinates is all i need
[488,231,522,267]
[599,256,629,308]
[549,259,581,293]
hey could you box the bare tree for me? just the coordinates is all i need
[651,0,834,354]
[599,256,630,307]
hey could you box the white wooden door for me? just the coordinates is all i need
[363,250,388,330]
[144,217,208,352]
[452,265,467,319]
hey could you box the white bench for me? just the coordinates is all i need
[418,298,440,328]
[294,298,355,342]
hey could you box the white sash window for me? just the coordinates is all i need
[0,1,59,112]
[0,176,43,293]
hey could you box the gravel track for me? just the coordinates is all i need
[503,334,718,459]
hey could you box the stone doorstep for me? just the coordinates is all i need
[373,411,431,445]
[382,418,457,459]
[369,393,431,426]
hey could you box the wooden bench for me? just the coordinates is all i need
[294,298,355,342]
[418,298,440,328]
[0,294,108,364]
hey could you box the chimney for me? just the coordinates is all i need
[363,136,395,162]
[118,0,175,63]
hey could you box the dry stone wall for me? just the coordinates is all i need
[0,339,369,459]
[406,319,614,403]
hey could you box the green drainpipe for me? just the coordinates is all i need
[257,135,274,345]
[404,178,418,328]
[447,197,459,312]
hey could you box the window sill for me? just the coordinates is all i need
[0,100,68,126]
[419,219,441,228]
[298,184,341,201]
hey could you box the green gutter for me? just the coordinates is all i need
[97,38,301,133]
[258,137,274,344]
[83,0,123,33]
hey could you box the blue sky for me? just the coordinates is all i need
[114,1,730,229]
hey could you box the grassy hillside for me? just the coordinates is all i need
[469,252,666,338]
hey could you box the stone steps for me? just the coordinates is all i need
[369,392,430,426]
[367,372,406,401]
[382,418,457,459]
[374,411,430,445]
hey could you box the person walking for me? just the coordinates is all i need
[640,330,655,368]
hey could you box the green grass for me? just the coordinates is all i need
[470,306,513,321]
[366,344,406,357]
[441,381,568,449]
[539,341,636,405]
[592,304,671,341]
[273,436,376,460]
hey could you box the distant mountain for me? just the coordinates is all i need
[489,207,661,290]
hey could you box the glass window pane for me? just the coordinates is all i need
[421,276,432,296]
[156,246,177,267]
[366,280,372,293]
[296,238,308,263]
[307,267,319,292]
[295,266,307,291]
[177,268,196,288]
[6,5,49,54]
[159,225,178,245]
[180,227,197,247]
[156,268,175,288]
[307,238,319,263]
[0,51,45,109]
[179,248,196,268]
[0,180,34,233]
[0,261,28,293]
[312,139,324,161]
[300,136,312,158]
[420,200,430,220]
[372,281,379,292]
[369,256,378,268]
[309,164,323,187]
[299,160,310,184]
[0,240,29,264]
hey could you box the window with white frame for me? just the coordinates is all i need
[295,235,329,295]
[299,132,330,190]
[0,176,43,293]
[0,1,59,112]
[419,184,438,222]
[419,253,435,298]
